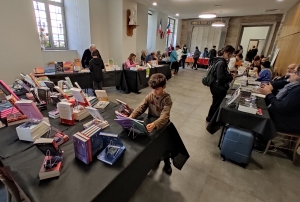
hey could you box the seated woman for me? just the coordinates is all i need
[141,50,147,62]
[156,50,162,61]
[125,53,137,68]
[235,54,243,67]
[258,65,300,134]
[252,55,261,77]
[257,61,272,82]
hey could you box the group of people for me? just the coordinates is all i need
[204,44,300,148]
[191,46,217,70]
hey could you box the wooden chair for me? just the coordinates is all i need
[263,132,300,164]
[0,169,21,202]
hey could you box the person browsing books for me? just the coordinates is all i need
[89,49,104,92]
[125,53,137,68]
[81,44,99,68]
[129,73,173,174]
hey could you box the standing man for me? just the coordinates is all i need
[251,46,258,59]
[81,44,97,69]
[208,45,217,60]
[181,44,188,69]
[192,46,201,70]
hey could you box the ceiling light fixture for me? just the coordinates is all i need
[153,2,157,6]
[199,13,216,19]
[212,21,225,27]
[176,13,179,16]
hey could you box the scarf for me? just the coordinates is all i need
[276,81,300,100]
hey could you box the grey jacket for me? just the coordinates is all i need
[193,49,201,58]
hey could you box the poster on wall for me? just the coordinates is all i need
[271,48,280,67]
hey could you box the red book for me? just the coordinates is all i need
[39,156,63,180]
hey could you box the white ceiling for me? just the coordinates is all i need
[135,0,299,19]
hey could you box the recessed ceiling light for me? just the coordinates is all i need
[176,13,179,16]
[153,2,157,6]
[277,0,284,2]
[212,21,225,27]
[199,13,217,19]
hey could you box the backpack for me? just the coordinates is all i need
[202,62,217,86]
[182,47,187,54]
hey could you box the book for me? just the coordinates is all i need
[34,138,62,156]
[73,133,90,164]
[116,99,133,117]
[57,102,75,125]
[17,119,51,142]
[48,109,59,119]
[73,106,90,121]
[70,88,89,106]
[97,132,125,165]
[81,125,103,156]
[15,100,44,120]
[39,155,63,180]
[44,65,56,75]
[38,87,50,103]
[65,77,74,88]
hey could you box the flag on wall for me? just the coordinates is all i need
[158,19,162,34]
[166,23,171,35]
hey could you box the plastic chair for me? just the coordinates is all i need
[263,132,300,164]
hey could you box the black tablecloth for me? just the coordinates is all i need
[44,70,125,90]
[1,105,189,202]
[124,69,156,93]
[155,64,172,80]
[207,97,277,141]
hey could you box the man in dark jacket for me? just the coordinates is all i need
[259,65,300,134]
[89,49,104,92]
[192,46,201,70]
[81,44,97,68]
[208,45,217,60]
[251,46,258,58]
[271,63,298,95]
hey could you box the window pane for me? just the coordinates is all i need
[59,41,65,47]
[54,40,59,47]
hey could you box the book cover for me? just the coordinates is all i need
[85,106,104,121]
[15,100,44,120]
[53,132,69,146]
[73,133,90,164]
[76,133,92,163]
[57,102,73,120]
[39,156,62,180]
[114,118,133,129]
[95,90,109,101]
[34,138,62,156]
[99,132,123,148]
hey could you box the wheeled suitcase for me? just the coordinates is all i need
[220,126,254,167]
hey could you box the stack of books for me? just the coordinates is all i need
[14,100,50,142]
[73,125,102,164]
[73,106,90,121]
[48,109,59,119]
[34,138,63,180]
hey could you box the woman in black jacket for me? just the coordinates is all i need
[89,49,104,92]
[206,45,235,122]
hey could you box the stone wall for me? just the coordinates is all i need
[180,14,283,55]
[225,14,283,55]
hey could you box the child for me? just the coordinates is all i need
[129,73,173,174]
[89,49,104,92]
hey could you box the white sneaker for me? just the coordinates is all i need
[297,146,300,155]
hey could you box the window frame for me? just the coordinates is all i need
[33,0,68,50]
[166,17,175,49]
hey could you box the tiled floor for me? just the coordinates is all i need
[1,68,300,202]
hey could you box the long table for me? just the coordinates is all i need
[43,70,127,91]
[1,103,189,201]
[206,93,277,142]
[124,64,171,93]
[39,64,171,94]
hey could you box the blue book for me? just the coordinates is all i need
[44,65,56,75]
[97,132,126,165]
[73,133,90,164]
